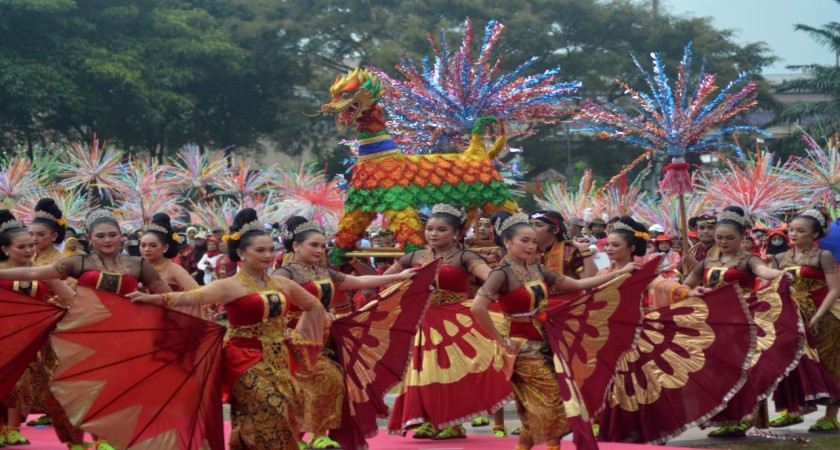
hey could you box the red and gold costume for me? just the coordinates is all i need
[772,249,840,413]
[387,248,513,434]
[149,258,204,318]
[476,258,568,448]
[276,261,348,436]
[598,259,756,444]
[691,251,804,427]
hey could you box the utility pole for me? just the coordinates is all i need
[652,0,659,18]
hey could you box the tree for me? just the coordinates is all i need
[777,0,840,134]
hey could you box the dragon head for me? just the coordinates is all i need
[321,67,382,129]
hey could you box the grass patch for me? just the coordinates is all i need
[688,436,840,449]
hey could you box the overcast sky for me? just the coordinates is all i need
[665,0,838,73]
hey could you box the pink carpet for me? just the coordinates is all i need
[20,417,696,449]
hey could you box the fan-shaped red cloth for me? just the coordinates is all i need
[0,289,66,398]
[329,261,437,450]
[50,286,226,450]
[544,257,660,450]
[708,277,804,425]
[600,283,756,444]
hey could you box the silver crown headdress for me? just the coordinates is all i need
[431,204,468,225]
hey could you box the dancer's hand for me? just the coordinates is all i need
[687,286,711,298]
[397,268,419,280]
[498,337,520,354]
[618,262,640,274]
[809,315,821,335]
[127,291,162,305]
[572,237,591,252]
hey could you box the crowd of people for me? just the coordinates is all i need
[2,196,839,450]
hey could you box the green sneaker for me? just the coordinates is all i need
[708,423,750,438]
[3,427,29,445]
[471,416,490,427]
[307,435,339,449]
[412,423,436,439]
[94,441,116,450]
[492,425,507,437]
[770,411,803,427]
[809,416,840,432]
[432,425,466,440]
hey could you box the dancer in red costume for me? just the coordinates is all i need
[386,204,513,440]
[470,213,638,450]
[275,215,416,449]
[129,208,328,450]
[30,199,66,267]
[0,208,173,450]
[597,216,756,444]
[0,210,75,447]
[770,209,840,430]
[140,213,204,318]
[683,206,802,438]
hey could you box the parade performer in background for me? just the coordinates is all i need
[31,199,66,267]
[529,210,598,283]
[0,210,75,447]
[683,206,803,438]
[470,213,640,450]
[770,210,840,431]
[598,216,756,444]
[686,214,717,272]
[0,208,174,450]
[274,215,418,449]
[129,208,328,450]
[139,212,204,318]
[62,237,85,257]
[386,204,513,440]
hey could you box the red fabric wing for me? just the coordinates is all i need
[329,261,437,450]
[0,288,66,398]
[50,286,226,450]
[544,256,659,450]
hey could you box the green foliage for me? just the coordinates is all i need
[0,0,780,181]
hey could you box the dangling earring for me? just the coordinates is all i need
[241,256,246,263]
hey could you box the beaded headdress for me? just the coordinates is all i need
[612,221,651,241]
[281,220,322,241]
[143,223,169,235]
[0,219,24,235]
[799,209,827,231]
[34,210,67,226]
[718,210,746,226]
[431,204,467,224]
[85,209,118,230]
[496,213,529,234]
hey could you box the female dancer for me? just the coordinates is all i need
[274,215,416,449]
[683,206,797,438]
[385,204,511,440]
[597,217,755,444]
[470,213,638,450]
[30,199,66,267]
[770,210,840,430]
[0,210,75,447]
[129,208,327,450]
[139,213,204,318]
[0,208,173,450]
[529,210,597,282]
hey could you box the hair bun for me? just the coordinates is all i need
[35,198,63,219]
[231,208,259,232]
[151,212,173,232]
[0,209,18,227]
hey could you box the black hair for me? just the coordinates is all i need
[792,210,829,239]
[429,204,467,234]
[282,215,325,253]
[144,213,180,259]
[490,211,533,247]
[86,209,121,234]
[66,227,77,237]
[32,198,66,244]
[228,208,268,263]
[529,209,569,240]
[717,206,747,236]
[126,230,142,257]
[609,216,649,257]
[0,210,29,261]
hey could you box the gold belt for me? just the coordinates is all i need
[225,318,287,341]
[429,290,468,305]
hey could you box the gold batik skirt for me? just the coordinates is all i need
[229,340,303,450]
[297,354,344,433]
[817,313,840,395]
[511,340,569,447]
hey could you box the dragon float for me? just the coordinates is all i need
[321,68,517,261]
